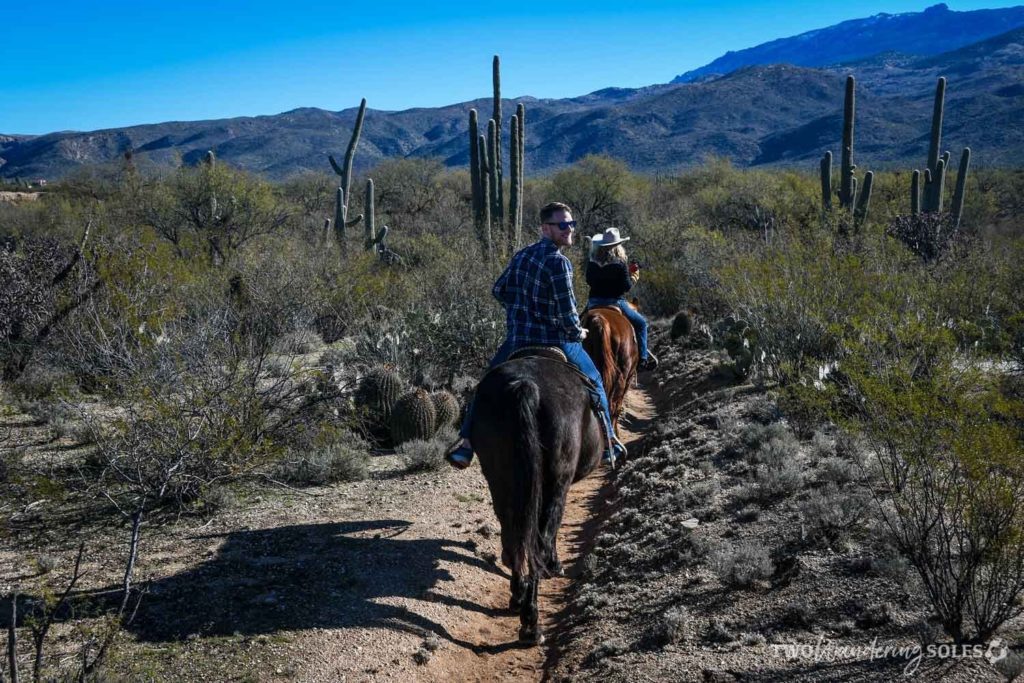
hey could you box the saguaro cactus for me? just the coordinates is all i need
[819,76,872,230]
[478,133,492,259]
[364,178,376,250]
[819,150,833,212]
[517,102,525,228]
[492,56,505,234]
[509,114,522,251]
[329,98,368,251]
[914,77,970,220]
[487,118,500,249]
[469,109,482,230]
[839,76,856,210]
[950,147,971,229]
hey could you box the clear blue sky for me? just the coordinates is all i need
[1,1,1017,134]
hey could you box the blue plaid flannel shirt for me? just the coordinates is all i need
[492,237,584,346]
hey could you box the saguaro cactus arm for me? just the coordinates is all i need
[819,151,833,212]
[329,97,367,203]
[951,147,971,229]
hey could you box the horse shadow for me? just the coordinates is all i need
[50,519,508,649]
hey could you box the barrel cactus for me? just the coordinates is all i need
[670,311,693,340]
[390,389,438,445]
[431,390,460,429]
[355,365,406,426]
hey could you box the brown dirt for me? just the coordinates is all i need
[0,390,654,682]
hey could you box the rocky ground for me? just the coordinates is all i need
[548,322,1024,682]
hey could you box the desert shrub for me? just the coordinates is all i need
[274,329,323,355]
[799,483,869,546]
[752,458,804,502]
[886,212,966,262]
[647,606,690,647]
[711,541,774,588]
[398,432,452,473]
[274,441,370,486]
[841,334,1024,644]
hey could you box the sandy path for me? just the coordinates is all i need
[424,390,654,682]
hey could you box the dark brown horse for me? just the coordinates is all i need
[471,355,604,644]
[581,304,639,442]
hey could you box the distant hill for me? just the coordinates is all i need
[671,3,1024,83]
[1,22,1022,181]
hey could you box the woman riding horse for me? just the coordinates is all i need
[584,227,658,372]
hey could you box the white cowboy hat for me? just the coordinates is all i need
[590,227,630,247]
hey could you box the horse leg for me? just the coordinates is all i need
[540,490,569,576]
[518,574,543,645]
[504,531,529,611]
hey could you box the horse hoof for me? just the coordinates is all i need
[518,626,545,646]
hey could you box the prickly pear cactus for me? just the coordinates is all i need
[431,390,460,429]
[355,366,406,426]
[390,389,438,445]
[670,311,692,340]
[715,318,759,379]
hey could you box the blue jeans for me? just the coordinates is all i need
[459,339,615,445]
[587,297,650,361]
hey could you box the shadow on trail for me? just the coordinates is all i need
[78,519,508,650]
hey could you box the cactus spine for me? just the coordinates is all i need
[329,98,367,251]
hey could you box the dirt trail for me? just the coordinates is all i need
[427,390,654,682]
[0,392,653,682]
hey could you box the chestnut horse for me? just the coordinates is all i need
[581,304,639,443]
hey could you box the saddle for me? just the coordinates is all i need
[504,346,597,391]
[584,304,639,348]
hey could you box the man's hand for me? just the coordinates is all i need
[579,328,589,340]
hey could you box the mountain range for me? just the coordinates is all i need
[1,3,1022,182]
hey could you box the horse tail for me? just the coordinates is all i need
[591,313,619,390]
[508,377,547,579]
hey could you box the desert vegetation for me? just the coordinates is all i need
[2,72,1023,677]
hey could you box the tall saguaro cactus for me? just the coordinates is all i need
[329,98,367,251]
[819,75,873,231]
[487,118,500,249]
[492,56,505,234]
[911,78,970,222]
[469,109,482,230]
[839,76,856,210]
[478,133,493,259]
[468,56,526,256]
[509,114,522,250]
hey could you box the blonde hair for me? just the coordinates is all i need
[594,243,627,265]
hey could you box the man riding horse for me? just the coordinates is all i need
[446,202,629,469]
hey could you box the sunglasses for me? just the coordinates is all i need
[543,220,577,231]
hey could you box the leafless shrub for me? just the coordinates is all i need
[799,483,869,546]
